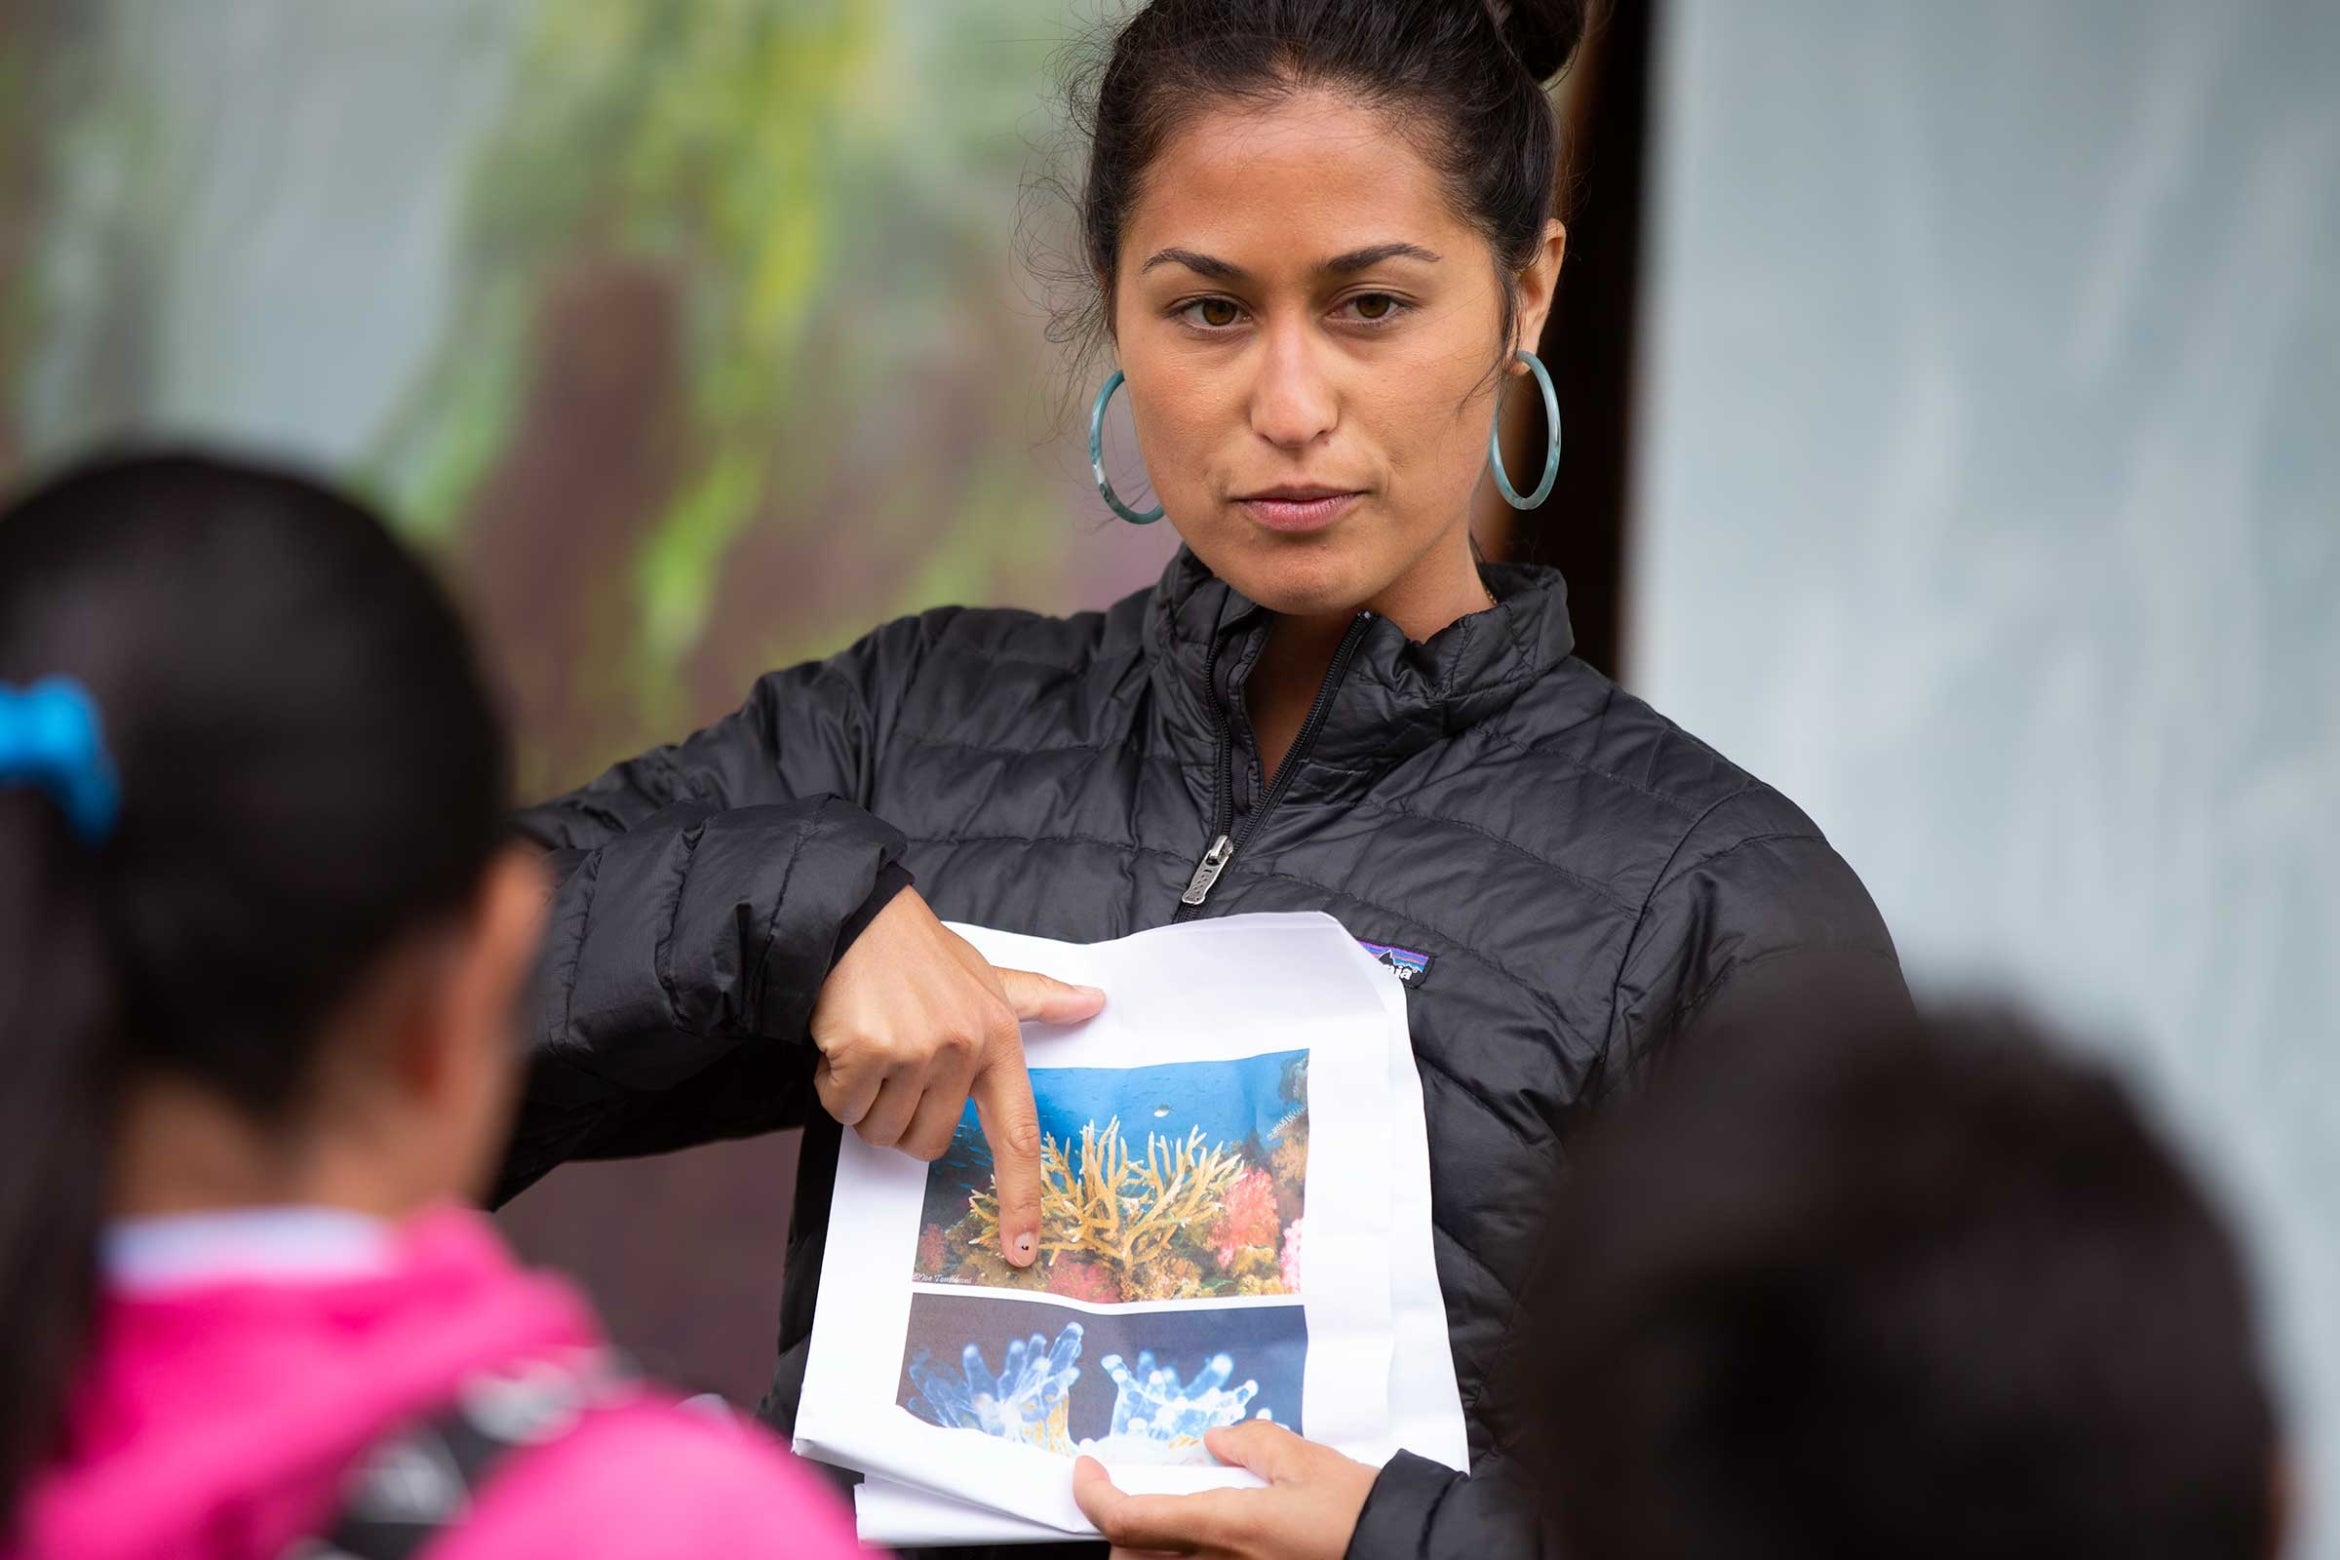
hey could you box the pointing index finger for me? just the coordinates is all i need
[973,1017,1044,1268]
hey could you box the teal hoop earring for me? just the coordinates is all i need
[1488,350,1562,510]
[1089,369,1165,526]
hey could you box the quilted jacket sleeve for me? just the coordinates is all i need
[1345,1452,1548,1560]
[493,615,944,1204]
[1600,785,1909,1102]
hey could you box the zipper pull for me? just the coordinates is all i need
[1181,834,1236,907]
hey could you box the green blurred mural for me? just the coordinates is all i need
[0,0,1174,1399]
[2,0,1175,800]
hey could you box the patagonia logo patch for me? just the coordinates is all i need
[1358,940,1433,987]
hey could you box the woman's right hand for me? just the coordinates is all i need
[809,889,1104,1267]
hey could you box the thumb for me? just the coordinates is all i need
[1071,1455,1122,1526]
[1071,1459,1118,1506]
[973,1040,1044,1268]
[1203,1419,1309,1481]
[997,967,1106,1025]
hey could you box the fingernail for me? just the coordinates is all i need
[1078,985,1105,999]
[1013,1233,1036,1262]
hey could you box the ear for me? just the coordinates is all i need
[398,848,548,1111]
[446,848,549,1080]
[1511,219,1568,362]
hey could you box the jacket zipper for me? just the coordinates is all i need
[1177,611,1373,917]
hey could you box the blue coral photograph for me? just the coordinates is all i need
[914,1051,1309,1303]
[898,1291,1306,1463]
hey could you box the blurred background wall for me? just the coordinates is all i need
[0,0,1183,1427]
[1632,1,2340,1544]
[3,1,2333,1550]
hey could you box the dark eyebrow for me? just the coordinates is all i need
[1321,242,1442,274]
[1137,242,1441,281]
[1140,247,1247,280]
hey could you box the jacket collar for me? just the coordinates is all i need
[1144,546,1578,791]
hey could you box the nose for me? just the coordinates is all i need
[1247,320,1338,451]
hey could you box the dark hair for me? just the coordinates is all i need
[1066,0,1589,360]
[1509,998,2278,1560]
[0,452,506,1517]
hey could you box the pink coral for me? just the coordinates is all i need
[1208,1167,1284,1271]
[1280,1218,1303,1292]
[916,1223,948,1277]
[1047,1254,1125,1304]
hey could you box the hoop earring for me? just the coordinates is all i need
[1488,350,1561,510]
[1090,370,1165,526]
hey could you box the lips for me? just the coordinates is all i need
[1234,487,1364,534]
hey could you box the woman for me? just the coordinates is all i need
[499,3,1904,1558]
[0,454,867,1558]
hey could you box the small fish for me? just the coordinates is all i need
[1153,1105,1172,1119]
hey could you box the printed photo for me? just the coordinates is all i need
[898,1291,1306,1463]
[914,1050,1309,1302]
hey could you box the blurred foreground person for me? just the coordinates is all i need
[0,454,864,1558]
[1507,998,2282,1560]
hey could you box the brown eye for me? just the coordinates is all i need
[1352,293,1395,321]
[1189,297,1241,328]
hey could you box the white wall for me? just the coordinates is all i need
[1632,2,2339,1549]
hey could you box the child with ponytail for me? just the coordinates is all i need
[0,453,865,1559]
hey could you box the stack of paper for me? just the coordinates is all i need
[793,913,1467,1545]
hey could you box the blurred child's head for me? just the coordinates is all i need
[1509,998,2280,1560]
[0,451,541,1506]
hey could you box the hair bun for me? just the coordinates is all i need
[1486,0,1589,84]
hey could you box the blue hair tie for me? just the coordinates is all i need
[0,678,121,845]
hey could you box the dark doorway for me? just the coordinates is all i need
[1494,0,1656,680]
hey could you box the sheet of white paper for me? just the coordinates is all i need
[852,924,1468,1547]
[1363,937,1470,1474]
[854,1476,1073,1546]
[804,916,1441,1534]
[823,907,1460,1543]
[853,931,1469,1548]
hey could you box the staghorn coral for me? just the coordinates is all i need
[967,1118,1248,1298]
[1131,1125,1250,1273]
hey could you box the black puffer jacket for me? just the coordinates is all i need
[497,548,1902,1560]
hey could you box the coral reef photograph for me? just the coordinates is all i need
[914,1050,1310,1302]
[898,1291,1306,1463]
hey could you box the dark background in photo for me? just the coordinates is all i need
[898,1290,1307,1450]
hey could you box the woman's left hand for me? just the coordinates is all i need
[1072,1422,1380,1560]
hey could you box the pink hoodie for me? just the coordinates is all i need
[16,1207,869,1560]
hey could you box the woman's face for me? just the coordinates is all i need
[1111,87,1561,619]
